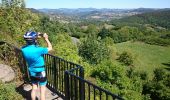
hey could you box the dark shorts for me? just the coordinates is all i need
[30,71,47,86]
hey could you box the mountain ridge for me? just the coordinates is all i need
[36,8,165,22]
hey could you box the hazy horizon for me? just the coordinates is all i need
[35,7,169,10]
[26,0,170,9]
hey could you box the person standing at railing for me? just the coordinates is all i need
[21,31,52,100]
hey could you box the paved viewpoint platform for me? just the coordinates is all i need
[19,83,63,100]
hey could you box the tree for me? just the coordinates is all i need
[85,24,98,37]
[79,37,110,64]
[0,0,40,45]
[117,51,133,66]
[98,27,111,39]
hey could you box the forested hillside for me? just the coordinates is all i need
[111,9,170,29]
[38,8,159,22]
[0,0,170,100]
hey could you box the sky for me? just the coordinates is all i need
[25,0,170,9]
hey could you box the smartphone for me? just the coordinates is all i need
[39,33,44,37]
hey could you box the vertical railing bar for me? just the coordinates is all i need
[74,75,78,100]
[47,55,49,86]
[61,60,64,92]
[70,75,73,100]
[69,63,72,69]
[76,67,78,76]
[49,56,53,87]
[106,93,108,100]
[56,57,59,90]
[49,55,52,87]
[53,57,56,89]
[64,71,70,100]
[88,84,90,100]
[52,56,54,87]
[100,90,102,100]
[58,58,61,91]
[94,87,95,100]
[112,95,116,100]
[67,61,69,70]
[79,67,85,100]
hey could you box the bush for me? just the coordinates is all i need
[53,33,81,63]
[0,82,23,100]
[153,68,166,82]
[91,60,127,82]
[79,37,110,64]
[142,68,170,100]
[91,60,146,100]
[117,51,133,66]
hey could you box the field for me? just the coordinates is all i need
[115,41,170,76]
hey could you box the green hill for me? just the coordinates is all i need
[111,9,170,29]
[115,41,170,76]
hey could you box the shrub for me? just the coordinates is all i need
[153,68,166,82]
[91,60,145,100]
[117,51,133,66]
[139,71,148,80]
[142,68,170,100]
[79,37,110,64]
[0,82,23,100]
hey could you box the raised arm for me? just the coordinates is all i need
[43,33,52,51]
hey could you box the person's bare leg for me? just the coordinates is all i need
[40,85,46,100]
[31,84,38,100]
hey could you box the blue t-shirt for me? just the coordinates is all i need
[21,45,48,76]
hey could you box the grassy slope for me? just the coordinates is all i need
[115,41,170,76]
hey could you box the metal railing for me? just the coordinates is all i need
[43,54,83,99]
[0,41,124,100]
[65,66,124,100]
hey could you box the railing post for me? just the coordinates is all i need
[79,67,85,100]
[53,57,57,88]
[64,71,70,100]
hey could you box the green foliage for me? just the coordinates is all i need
[79,37,110,64]
[97,26,145,43]
[98,27,111,39]
[85,24,98,37]
[117,51,133,66]
[0,0,40,45]
[142,37,170,46]
[153,68,166,82]
[53,33,82,63]
[139,71,148,80]
[143,68,170,100]
[38,15,64,34]
[0,82,23,100]
[91,60,147,100]
[111,10,170,29]
[108,10,170,46]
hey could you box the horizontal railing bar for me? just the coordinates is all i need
[45,54,81,67]
[67,66,82,72]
